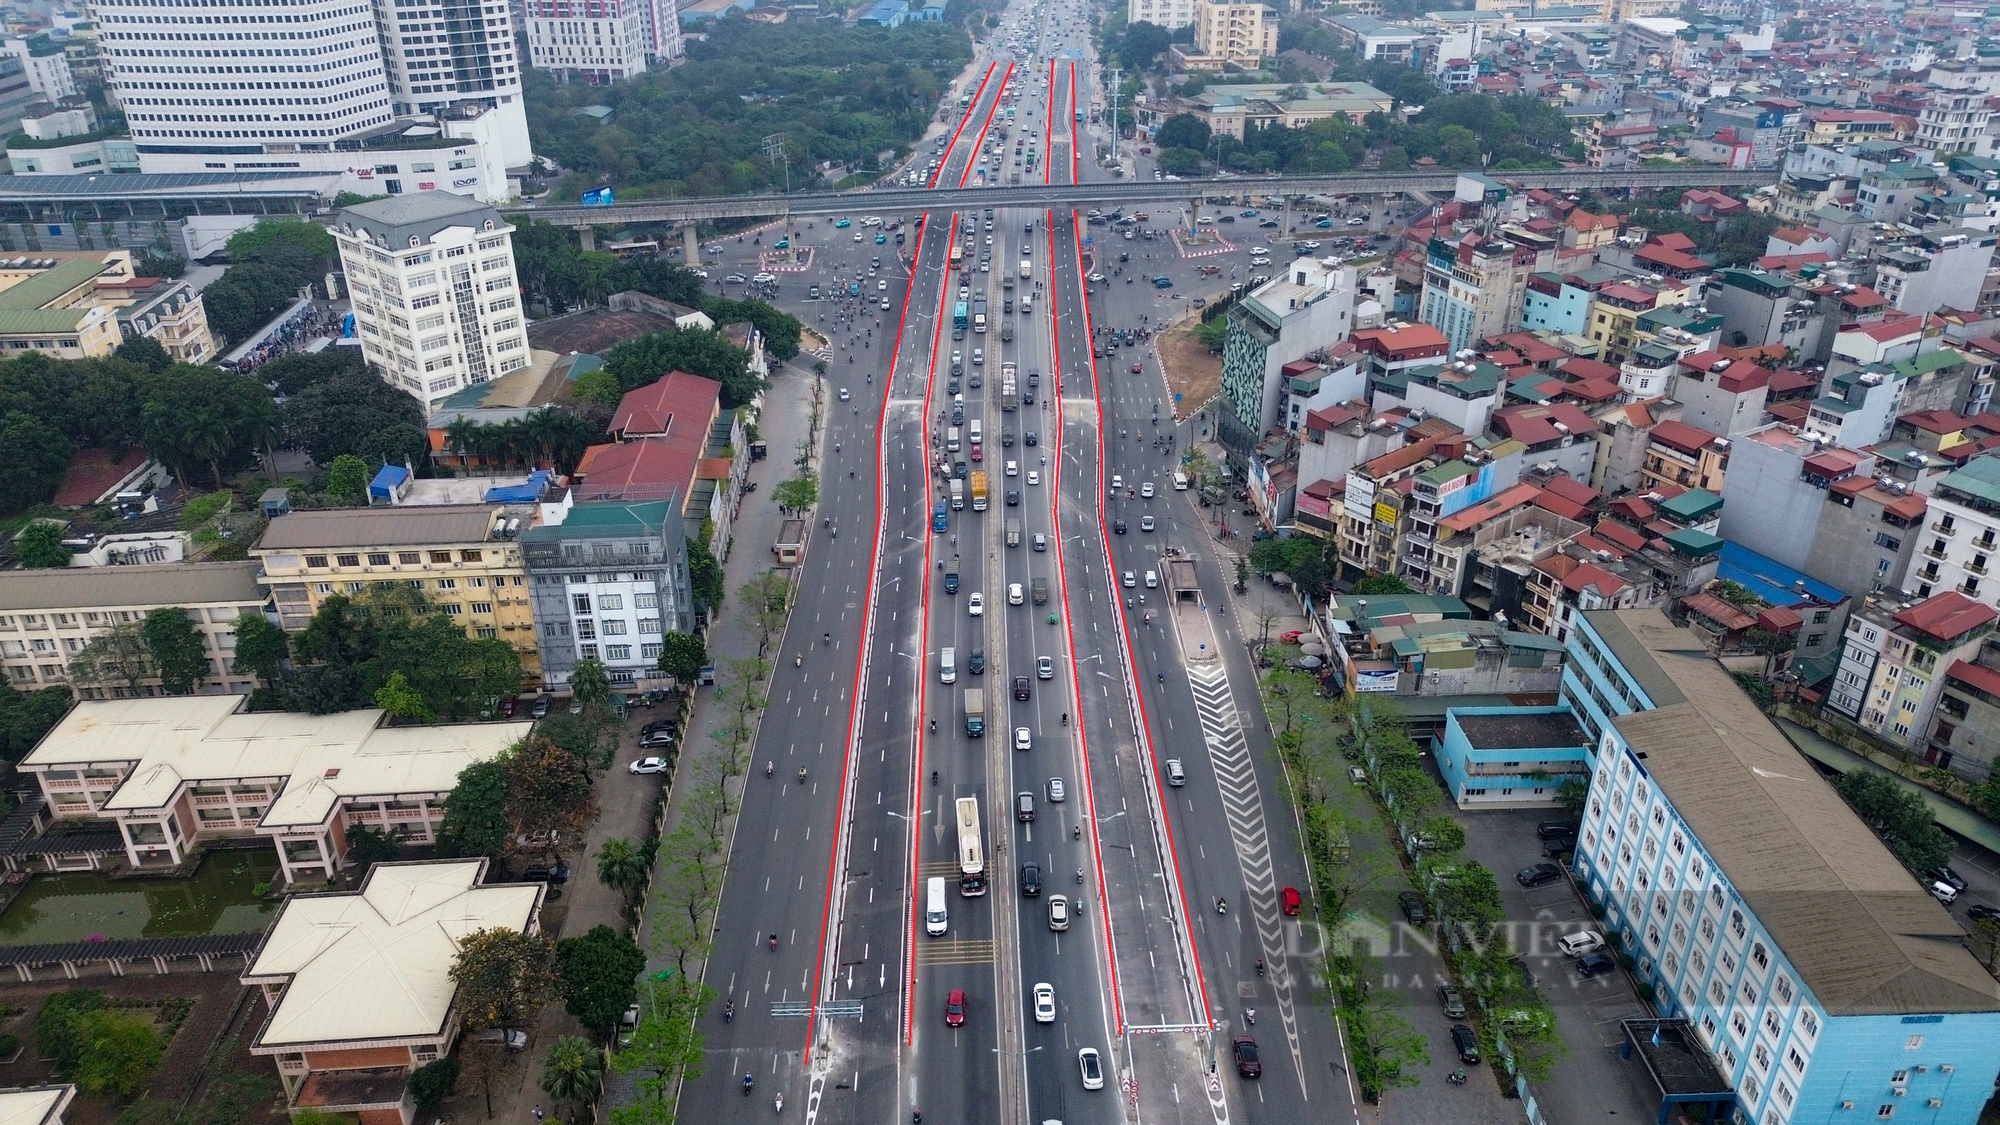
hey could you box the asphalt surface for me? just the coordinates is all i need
[684,5,1366,1123]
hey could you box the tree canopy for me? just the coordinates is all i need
[603,328,760,408]
[256,588,524,719]
[556,924,648,1032]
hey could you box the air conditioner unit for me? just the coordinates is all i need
[1927,1100,1943,1109]
[1841,1101,1856,1110]
[1892,1087,1907,1097]
[1941,1065,1955,1074]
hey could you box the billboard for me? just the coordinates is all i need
[1435,462,1506,520]
[1344,473,1376,522]
[581,186,615,207]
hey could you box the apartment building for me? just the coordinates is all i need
[1834,591,1996,749]
[19,695,531,882]
[0,561,269,698]
[2,37,75,100]
[243,860,541,1125]
[1638,419,1729,496]
[526,0,651,81]
[1874,228,1997,316]
[520,495,695,690]
[1586,280,1692,367]
[1915,85,1993,159]
[1920,639,2000,780]
[1190,0,1276,65]
[333,193,530,405]
[1127,0,1198,28]
[1570,609,2000,1125]
[110,277,215,366]
[1218,261,1357,448]
[1434,705,1590,807]
[251,505,541,679]
[1419,230,1540,355]
[1903,455,2000,607]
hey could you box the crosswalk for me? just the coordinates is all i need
[1183,662,1310,1095]
[916,937,996,966]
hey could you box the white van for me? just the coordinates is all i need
[947,426,962,453]
[926,877,949,936]
[1173,471,1189,490]
[1145,570,1159,589]
[1556,930,1604,957]
[969,419,983,443]
[940,647,956,684]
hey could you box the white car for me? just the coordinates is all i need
[854,232,865,241]
[968,592,985,616]
[1110,474,1123,494]
[839,387,851,401]
[628,756,670,775]
[973,349,984,364]
[1141,515,1156,532]
[1078,1047,1104,1089]
[1086,272,1106,284]
[1250,257,1272,267]
[1009,582,1025,605]
[751,272,776,284]
[1140,481,1155,498]
[1047,777,1066,802]
[1006,460,1019,477]
[1122,570,1136,587]
[878,280,889,291]
[1033,982,1056,1022]
[1027,470,1040,486]
[1300,240,1322,250]
[1249,246,1271,255]
[1015,726,1033,751]
[690,268,709,278]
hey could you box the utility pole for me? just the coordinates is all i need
[763,132,790,195]
[1106,66,1122,163]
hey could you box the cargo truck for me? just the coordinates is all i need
[1006,517,1022,547]
[945,554,960,594]
[973,299,988,334]
[970,470,989,511]
[1020,259,1032,279]
[964,688,985,736]
[953,301,968,331]
[1001,322,1015,343]
[1000,363,1018,412]
[949,478,964,511]
[1032,577,1048,605]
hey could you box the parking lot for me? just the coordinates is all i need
[1458,805,1666,1125]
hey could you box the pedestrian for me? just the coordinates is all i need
[533,1108,545,1122]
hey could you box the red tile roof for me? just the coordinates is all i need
[1892,591,1997,642]
[1563,561,1627,598]
[1649,419,1721,456]
[1594,518,1651,553]
[1541,474,1600,507]
[1945,659,2000,699]
[1491,402,1596,446]
[1353,323,1449,359]
[1683,592,1757,631]
[610,370,723,439]
[1558,357,1619,382]
[1844,315,1926,343]
[1899,409,1967,434]
[1305,403,1361,431]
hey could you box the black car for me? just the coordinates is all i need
[968,648,986,675]
[641,719,677,735]
[1536,822,1577,840]
[1929,865,1969,892]
[1013,676,1031,701]
[1437,982,1466,1019]
[1231,1035,1261,1078]
[1517,862,1563,888]
[1397,891,1428,925]
[1021,862,1042,897]
[1967,903,2000,924]
[523,862,571,885]
[1025,431,1039,446]
[1450,1023,1480,1064]
[1114,519,1127,534]
[1576,951,1617,978]
[1541,837,1574,858]
[1007,490,1021,506]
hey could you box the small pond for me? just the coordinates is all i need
[0,849,278,945]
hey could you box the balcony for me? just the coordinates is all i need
[1932,520,1958,537]
[1923,544,1949,561]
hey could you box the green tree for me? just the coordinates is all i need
[71,1009,163,1098]
[736,570,789,661]
[15,521,70,567]
[1119,19,1170,68]
[1155,113,1210,152]
[572,368,626,407]
[601,328,759,407]
[231,611,290,681]
[438,757,516,860]
[1415,814,1466,855]
[1381,765,1443,819]
[451,927,560,1117]
[327,454,371,501]
[570,658,611,712]
[141,607,210,695]
[69,621,153,697]
[1430,860,1505,933]
[1192,316,1229,352]
[597,837,651,904]
[374,669,436,723]
[34,988,105,1073]
[611,982,710,1125]
[556,924,648,1031]
[0,682,70,761]
[408,1055,460,1113]
[540,1034,606,1123]
[655,632,708,685]
[504,735,600,856]
[1353,574,1415,595]
[343,823,402,871]
[283,368,429,467]
[141,364,276,488]
[1157,146,1204,175]
[1556,777,1590,816]
[773,471,819,514]
[1833,769,1954,871]
[226,216,336,269]
[0,409,75,512]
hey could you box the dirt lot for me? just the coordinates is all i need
[0,970,286,1125]
[1158,321,1221,420]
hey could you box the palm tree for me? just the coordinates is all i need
[444,418,475,473]
[538,1035,603,1124]
[596,838,649,907]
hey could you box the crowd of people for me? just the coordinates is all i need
[221,300,345,374]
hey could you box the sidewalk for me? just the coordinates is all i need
[602,355,819,1104]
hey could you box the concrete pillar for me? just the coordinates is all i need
[577,225,596,252]
[684,224,702,267]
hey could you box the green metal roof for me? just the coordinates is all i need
[1664,528,1725,557]
[1890,348,1965,379]
[1935,454,2000,507]
[521,500,672,540]
[1659,488,1723,521]
[0,258,109,310]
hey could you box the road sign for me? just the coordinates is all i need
[821,1000,865,1020]
[581,186,615,207]
[771,1002,813,1019]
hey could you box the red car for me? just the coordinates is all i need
[1279,630,1305,645]
[497,697,519,717]
[944,989,966,1027]
[1281,886,1302,916]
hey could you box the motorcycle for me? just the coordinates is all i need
[724,1000,735,1022]
[766,761,775,777]
[1216,897,1228,915]
[1448,1069,1467,1086]
[774,1093,784,1115]
[744,1075,755,1096]
[1076,867,1084,884]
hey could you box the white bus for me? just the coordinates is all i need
[956,796,987,896]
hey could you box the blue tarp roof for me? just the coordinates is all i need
[369,464,410,499]
[1718,540,1846,607]
[485,470,551,504]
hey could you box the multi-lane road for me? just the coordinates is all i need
[691,6,1355,1123]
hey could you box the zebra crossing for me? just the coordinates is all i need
[916,937,996,967]
[1183,662,1310,1095]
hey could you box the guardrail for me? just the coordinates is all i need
[503,167,1781,227]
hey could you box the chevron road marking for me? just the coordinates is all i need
[1183,662,1311,1100]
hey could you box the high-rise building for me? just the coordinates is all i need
[525,0,651,81]
[332,192,530,403]
[1190,0,1275,65]
[2,37,77,101]
[91,0,397,151]
[372,0,532,165]
[1125,0,1197,30]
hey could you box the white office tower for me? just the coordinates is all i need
[525,0,650,81]
[335,192,531,404]
[645,0,681,61]
[373,0,532,166]
[91,0,397,150]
